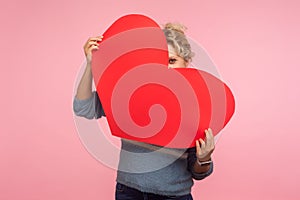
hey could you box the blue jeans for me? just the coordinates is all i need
[115,183,193,200]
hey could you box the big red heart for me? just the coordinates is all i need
[92,14,235,148]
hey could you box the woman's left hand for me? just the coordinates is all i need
[195,128,215,161]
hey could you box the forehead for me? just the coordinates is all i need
[168,45,178,57]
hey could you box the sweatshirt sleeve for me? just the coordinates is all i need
[187,147,213,180]
[73,91,106,119]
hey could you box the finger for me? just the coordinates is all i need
[208,128,215,149]
[208,128,214,139]
[89,36,104,42]
[205,134,211,150]
[204,129,209,141]
[84,41,100,50]
[205,129,213,148]
[84,36,103,48]
[199,138,206,150]
[88,45,99,52]
[84,43,100,55]
[195,140,202,155]
[196,140,206,160]
[85,45,99,57]
[87,41,100,48]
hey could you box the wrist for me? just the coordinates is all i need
[197,156,211,162]
[196,159,212,166]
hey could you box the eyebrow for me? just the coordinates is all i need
[169,54,180,58]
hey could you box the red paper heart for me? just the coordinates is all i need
[92,14,235,148]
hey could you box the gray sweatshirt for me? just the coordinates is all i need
[73,91,213,196]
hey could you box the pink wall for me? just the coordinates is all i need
[1,0,299,199]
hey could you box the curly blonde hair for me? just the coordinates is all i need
[162,23,194,62]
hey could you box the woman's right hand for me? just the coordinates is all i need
[83,36,104,64]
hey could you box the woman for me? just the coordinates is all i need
[73,23,215,200]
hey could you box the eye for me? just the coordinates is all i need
[169,58,177,64]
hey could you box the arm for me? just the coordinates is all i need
[187,128,215,180]
[75,36,103,100]
[187,147,213,180]
[73,36,106,119]
[73,91,106,119]
[75,63,93,100]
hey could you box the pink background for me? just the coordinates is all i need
[1,0,299,199]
